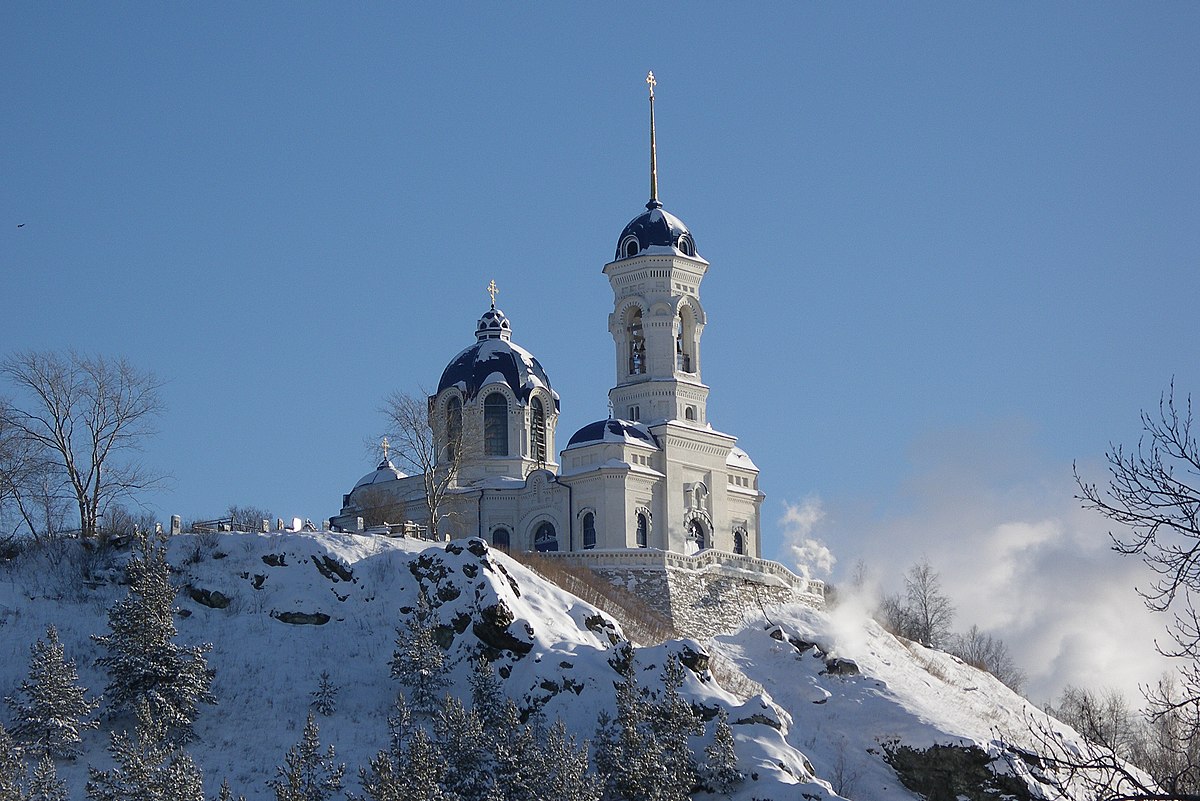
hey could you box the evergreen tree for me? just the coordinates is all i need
[699,708,743,794]
[0,721,29,801]
[648,656,702,800]
[93,532,215,742]
[85,699,205,801]
[389,589,447,717]
[268,713,345,801]
[468,656,507,734]
[310,671,338,717]
[593,645,671,801]
[27,754,69,801]
[360,724,449,801]
[212,777,247,801]
[540,719,600,801]
[434,696,494,801]
[7,624,99,758]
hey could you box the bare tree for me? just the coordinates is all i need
[353,486,407,529]
[879,558,955,648]
[381,391,461,540]
[1077,384,1200,750]
[226,505,272,532]
[0,351,166,541]
[949,624,1027,693]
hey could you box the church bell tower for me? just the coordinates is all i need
[605,71,711,428]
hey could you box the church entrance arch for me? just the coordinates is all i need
[533,521,558,552]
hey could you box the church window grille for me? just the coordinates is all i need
[534,522,558,552]
[446,397,462,461]
[484,393,508,456]
[636,512,649,548]
[583,513,596,550]
[492,527,510,550]
[531,397,546,464]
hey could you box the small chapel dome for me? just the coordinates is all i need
[615,203,699,261]
[565,418,660,449]
[354,457,406,489]
[437,306,559,407]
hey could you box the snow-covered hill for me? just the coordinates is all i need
[0,532,1127,799]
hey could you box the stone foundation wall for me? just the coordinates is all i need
[547,550,825,641]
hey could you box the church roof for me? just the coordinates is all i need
[565,418,659,449]
[614,204,701,261]
[353,457,406,490]
[437,306,558,407]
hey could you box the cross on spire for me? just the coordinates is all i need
[646,70,661,209]
[380,436,390,462]
[487,279,499,309]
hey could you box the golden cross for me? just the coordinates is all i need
[646,70,656,99]
[380,436,390,461]
[487,279,499,308]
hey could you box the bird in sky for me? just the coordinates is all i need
[16,223,25,228]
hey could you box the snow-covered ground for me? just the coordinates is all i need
[0,531,1122,799]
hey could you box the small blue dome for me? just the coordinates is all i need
[437,306,558,407]
[566,419,659,448]
[615,203,698,260]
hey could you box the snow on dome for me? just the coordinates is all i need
[614,204,703,261]
[565,418,659,449]
[726,445,759,471]
[353,457,406,489]
[437,306,558,407]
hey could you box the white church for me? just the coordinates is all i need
[331,74,770,570]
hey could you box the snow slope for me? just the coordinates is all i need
[0,532,1121,799]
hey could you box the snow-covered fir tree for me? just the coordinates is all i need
[92,532,215,742]
[85,700,205,801]
[542,719,601,801]
[360,702,449,801]
[700,708,743,794]
[0,721,28,801]
[309,671,337,717]
[6,624,99,758]
[27,754,69,801]
[593,645,673,801]
[215,777,246,801]
[389,588,447,718]
[433,696,493,801]
[648,656,702,800]
[267,713,345,801]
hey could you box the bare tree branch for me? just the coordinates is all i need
[0,351,167,541]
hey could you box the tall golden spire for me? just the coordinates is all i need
[646,71,661,209]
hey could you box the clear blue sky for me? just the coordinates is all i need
[3,4,1198,696]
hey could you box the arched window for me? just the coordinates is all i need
[531,397,546,464]
[446,397,462,461]
[675,312,692,373]
[534,522,558,552]
[636,512,649,548]
[484,393,508,456]
[492,527,510,550]
[624,237,639,258]
[583,513,596,550]
[686,519,706,555]
[684,406,696,421]
[627,308,645,375]
[733,527,746,556]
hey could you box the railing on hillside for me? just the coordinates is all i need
[510,550,678,646]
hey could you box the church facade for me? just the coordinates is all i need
[331,76,765,565]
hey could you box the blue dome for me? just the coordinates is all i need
[615,203,698,261]
[566,419,659,448]
[437,307,557,407]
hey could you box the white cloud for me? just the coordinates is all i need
[782,421,1177,705]
[779,497,835,580]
